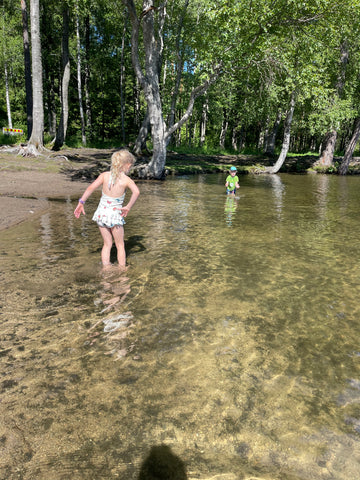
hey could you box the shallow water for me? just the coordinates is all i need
[1,173,360,479]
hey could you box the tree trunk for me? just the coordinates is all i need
[21,0,33,139]
[231,127,238,151]
[318,41,348,166]
[166,0,189,146]
[145,82,167,178]
[219,108,228,148]
[28,0,44,151]
[4,63,13,129]
[258,128,265,150]
[120,12,128,144]
[265,110,282,155]
[175,109,182,146]
[318,130,337,166]
[76,8,86,145]
[133,107,150,154]
[46,75,57,136]
[53,7,70,151]
[200,98,208,147]
[124,0,221,178]
[270,92,296,174]
[84,15,92,139]
[339,117,360,175]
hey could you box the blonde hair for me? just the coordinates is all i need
[110,149,136,183]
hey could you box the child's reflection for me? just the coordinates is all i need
[224,196,238,226]
[87,267,134,358]
[100,266,131,313]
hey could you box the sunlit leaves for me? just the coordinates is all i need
[2,0,360,150]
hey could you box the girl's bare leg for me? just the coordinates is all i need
[111,226,126,266]
[99,226,113,265]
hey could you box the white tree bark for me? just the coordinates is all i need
[200,98,208,147]
[265,110,282,155]
[270,91,296,174]
[339,117,360,175]
[5,63,13,129]
[166,0,189,146]
[319,130,337,166]
[318,41,349,166]
[124,0,221,178]
[54,6,70,150]
[84,15,92,138]
[76,8,86,145]
[120,13,127,144]
[29,0,44,150]
[21,0,32,139]
[219,109,228,148]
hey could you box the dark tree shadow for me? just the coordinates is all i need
[138,445,187,480]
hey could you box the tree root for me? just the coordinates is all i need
[133,162,165,179]
[18,144,43,157]
[0,143,55,158]
[47,154,69,162]
[253,166,274,174]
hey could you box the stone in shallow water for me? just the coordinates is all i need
[103,312,133,332]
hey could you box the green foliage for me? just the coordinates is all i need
[311,161,340,174]
[2,0,360,159]
[0,132,26,145]
[170,144,238,156]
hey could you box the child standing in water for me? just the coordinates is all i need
[225,166,240,195]
[74,149,140,268]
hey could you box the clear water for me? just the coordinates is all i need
[1,173,360,480]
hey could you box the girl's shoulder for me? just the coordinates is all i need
[120,173,134,185]
[96,171,110,181]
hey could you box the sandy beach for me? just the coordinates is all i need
[0,148,102,231]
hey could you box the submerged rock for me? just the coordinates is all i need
[103,313,133,333]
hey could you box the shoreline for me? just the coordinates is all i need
[1,146,359,231]
[0,170,88,231]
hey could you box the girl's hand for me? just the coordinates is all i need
[120,206,130,217]
[74,203,85,218]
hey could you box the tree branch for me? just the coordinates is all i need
[122,0,146,89]
[165,64,222,140]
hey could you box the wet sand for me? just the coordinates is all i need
[0,165,90,231]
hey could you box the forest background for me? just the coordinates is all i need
[2,0,360,178]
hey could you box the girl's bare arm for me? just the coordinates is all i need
[120,178,140,217]
[74,173,105,218]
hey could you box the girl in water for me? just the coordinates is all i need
[74,149,140,267]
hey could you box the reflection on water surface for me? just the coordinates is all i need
[1,173,360,479]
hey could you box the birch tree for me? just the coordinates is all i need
[270,91,296,173]
[4,63,13,129]
[76,5,86,145]
[28,0,44,152]
[53,5,71,150]
[339,117,360,174]
[318,41,349,166]
[123,0,221,178]
[21,0,32,139]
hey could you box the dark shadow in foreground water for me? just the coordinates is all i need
[126,235,146,255]
[103,235,146,263]
[138,445,187,480]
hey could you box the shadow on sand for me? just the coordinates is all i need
[138,445,187,480]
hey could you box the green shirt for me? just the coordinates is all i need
[226,175,239,190]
